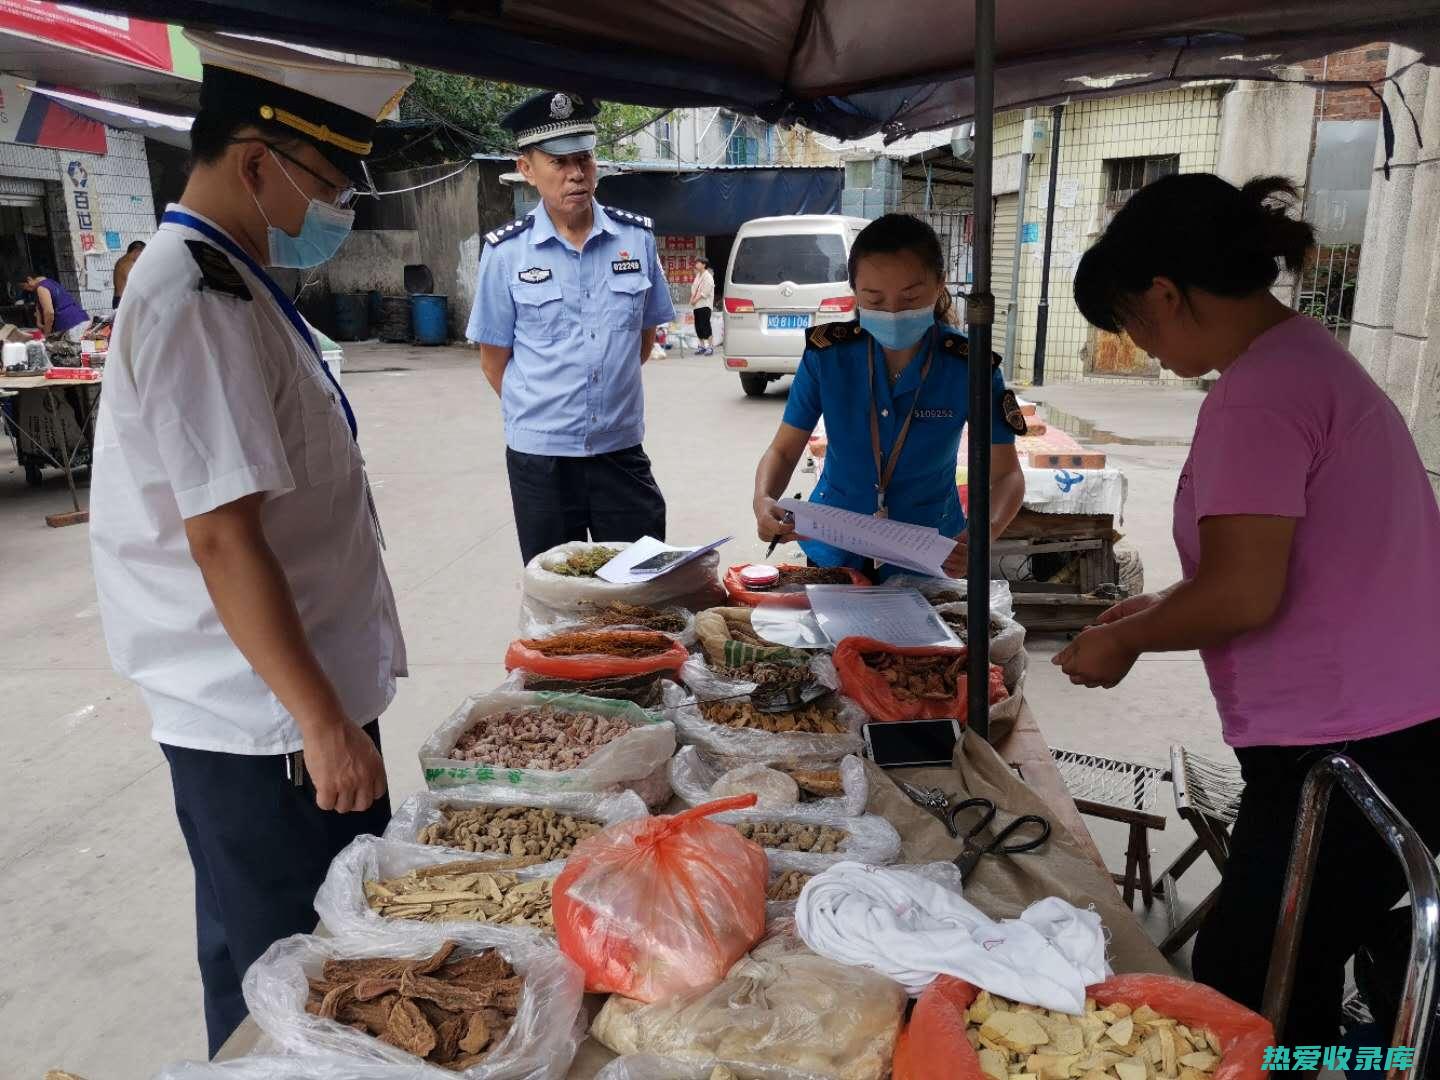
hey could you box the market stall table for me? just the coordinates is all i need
[0,372,102,526]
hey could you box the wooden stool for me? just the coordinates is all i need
[1155,745,1244,956]
[1049,747,1169,907]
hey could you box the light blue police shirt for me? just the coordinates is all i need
[781,319,1020,577]
[466,200,675,456]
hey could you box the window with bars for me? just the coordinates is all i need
[1104,154,1180,214]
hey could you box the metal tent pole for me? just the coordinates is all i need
[1032,103,1064,386]
[966,0,996,740]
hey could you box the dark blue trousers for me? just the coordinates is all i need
[161,721,391,1057]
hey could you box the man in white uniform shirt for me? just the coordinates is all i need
[88,32,410,1054]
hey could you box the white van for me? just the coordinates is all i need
[720,214,870,397]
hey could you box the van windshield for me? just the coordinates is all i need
[730,233,847,286]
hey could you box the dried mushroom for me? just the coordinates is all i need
[365,863,554,930]
[735,820,848,853]
[305,941,523,1070]
[699,698,847,735]
[418,803,603,859]
[449,704,632,770]
[963,992,1224,1080]
[861,650,966,702]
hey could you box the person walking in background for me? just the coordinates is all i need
[89,32,411,1054]
[1056,173,1440,1041]
[690,254,715,355]
[111,240,146,307]
[21,272,89,339]
[467,90,675,564]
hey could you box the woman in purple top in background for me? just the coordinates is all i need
[22,272,89,338]
[1057,172,1440,1043]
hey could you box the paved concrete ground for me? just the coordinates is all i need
[0,346,1223,1079]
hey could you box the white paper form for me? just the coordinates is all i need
[778,498,957,577]
[807,586,960,648]
[595,535,730,584]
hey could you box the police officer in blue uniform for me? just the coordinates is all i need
[753,214,1028,578]
[467,90,675,563]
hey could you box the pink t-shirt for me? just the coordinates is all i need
[1174,315,1440,747]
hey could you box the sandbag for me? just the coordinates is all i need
[418,689,676,800]
[519,604,698,649]
[712,802,902,874]
[522,541,725,627]
[386,785,648,856]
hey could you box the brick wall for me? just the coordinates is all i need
[0,90,159,318]
[1301,45,1391,121]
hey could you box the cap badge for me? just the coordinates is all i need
[550,93,574,119]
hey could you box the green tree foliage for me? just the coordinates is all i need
[401,68,666,162]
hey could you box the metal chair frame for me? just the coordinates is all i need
[1262,753,1440,1074]
[1156,744,1242,956]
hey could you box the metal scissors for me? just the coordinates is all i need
[949,797,1051,878]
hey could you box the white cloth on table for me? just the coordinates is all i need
[793,860,1111,1013]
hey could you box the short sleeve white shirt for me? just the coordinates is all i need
[89,206,407,755]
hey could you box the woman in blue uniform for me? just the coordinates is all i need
[752,213,1027,578]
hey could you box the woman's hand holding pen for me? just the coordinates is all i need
[754,495,799,544]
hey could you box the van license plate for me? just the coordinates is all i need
[767,314,811,330]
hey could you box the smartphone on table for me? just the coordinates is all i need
[862,719,963,768]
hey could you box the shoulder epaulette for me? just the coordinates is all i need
[604,206,654,230]
[939,329,1005,370]
[807,320,863,350]
[185,240,250,301]
[485,216,533,246]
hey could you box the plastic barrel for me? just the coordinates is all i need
[411,294,448,346]
[376,296,412,343]
[330,292,369,341]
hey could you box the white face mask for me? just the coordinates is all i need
[250,150,355,269]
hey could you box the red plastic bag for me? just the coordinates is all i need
[552,793,769,1002]
[833,637,1008,722]
[504,630,690,680]
[893,974,1273,1080]
[722,563,871,608]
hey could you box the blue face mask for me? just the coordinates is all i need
[252,151,355,269]
[859,304,935,350]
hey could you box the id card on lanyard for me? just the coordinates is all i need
[162,210,387,548]
[867,327,936,518]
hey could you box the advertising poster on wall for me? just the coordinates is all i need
[60,153,105,254]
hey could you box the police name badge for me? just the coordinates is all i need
[611,258,642,274]
[517,267,553,283]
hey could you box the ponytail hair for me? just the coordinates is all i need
[848,212,957,325]
[1074,173,1316,333]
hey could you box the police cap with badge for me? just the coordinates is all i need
[502,90,599,156]
[185,29,413,188]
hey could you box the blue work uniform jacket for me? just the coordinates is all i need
[781,318,1023,578]
[465,200,675,456]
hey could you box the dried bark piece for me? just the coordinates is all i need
[434,1016,464,1063]
[411,939,460,975]
[440,951,513,988]
[317,981,354,1020]
[383,998,438,1058]
[458,1010,492,1055]
[403,968,503,1012]
[443,1053,493,1072]
[353,976,402,1001]
[323,957,407,983]
[337,992,403,1033]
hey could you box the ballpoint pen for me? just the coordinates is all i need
[765,491,802,559]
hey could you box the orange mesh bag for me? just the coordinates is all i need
[504,629,690,680]
[552,794,769,1002]
[833,638,1008,722]
[893,974,1273,1080]
[722,563,871,608]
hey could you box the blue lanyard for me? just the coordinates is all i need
[161,209,358,440]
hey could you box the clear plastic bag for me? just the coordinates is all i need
[315,835,561,939]
[589,931,905,1080]
[713,803,902,874]
[152,1056,445,1080]
[664,661,865,770]
[669,746,870,818]
[595,1054,829,1080]
[693,607,810,668]
[553,795,769,1002]
[386,785,648,855]
[883,574,1014,620]
[243,926,585,1080]
[931,602,1027,665]
[418,689,676,796]
[521,541,725,627]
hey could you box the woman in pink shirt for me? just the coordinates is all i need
[1058,173,1440,1040]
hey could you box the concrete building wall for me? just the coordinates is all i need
[992,85,1227,384]
[1348,51,1440,497]
[384,164,483,337]
[0,115,158,317]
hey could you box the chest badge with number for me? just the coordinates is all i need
[517,266,553,284]
[611,258,642,274]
